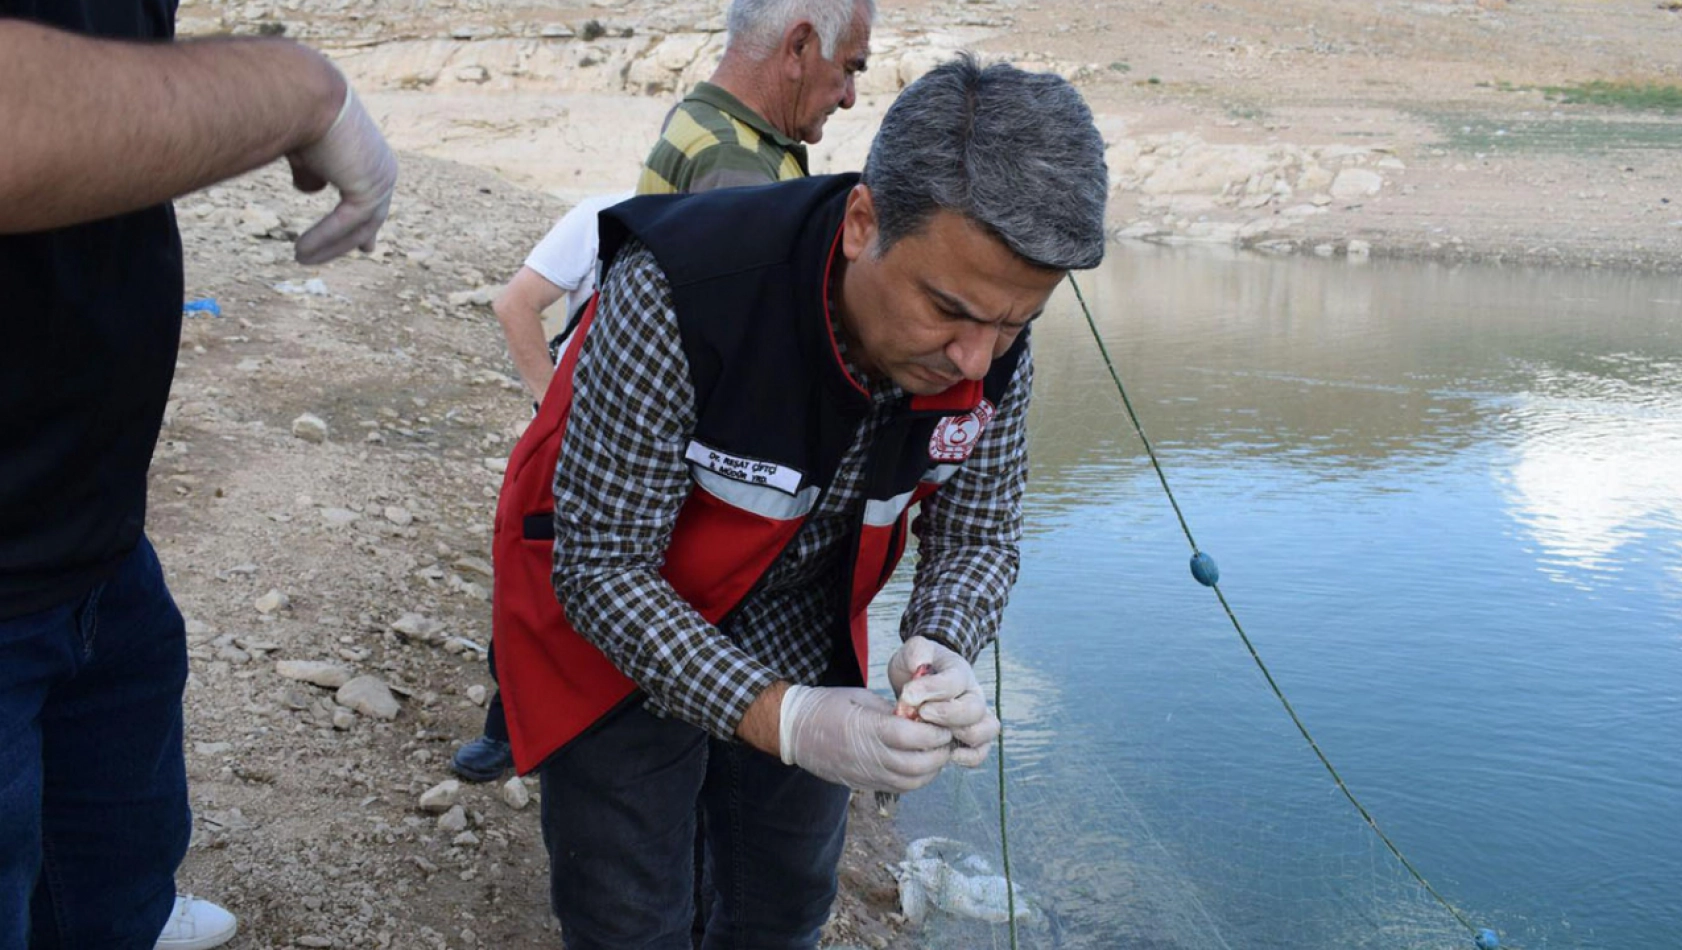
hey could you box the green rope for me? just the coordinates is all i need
[1066,273,1481,938]
[995,639,1019,949]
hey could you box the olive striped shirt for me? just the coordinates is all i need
[637,82,809,195]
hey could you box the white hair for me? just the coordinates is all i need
[725,0,874,59]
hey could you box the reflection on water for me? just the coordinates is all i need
[871,245,1682,949]
[1504,357,1682,581]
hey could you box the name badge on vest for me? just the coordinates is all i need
[928,399,997,463]
[685,441,804,495]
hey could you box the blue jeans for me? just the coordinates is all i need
[0,537,191,949]
[539,702,851,950]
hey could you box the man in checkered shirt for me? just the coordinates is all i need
[521,55,1107,948]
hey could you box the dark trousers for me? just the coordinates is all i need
[538,703,851,950]
[0,537,190,949]
[481,643,509,743]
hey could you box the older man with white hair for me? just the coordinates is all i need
[638,0,875,194]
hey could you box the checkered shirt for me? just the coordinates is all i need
[551,241,1032,740]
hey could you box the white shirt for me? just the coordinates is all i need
[524,190,637,320]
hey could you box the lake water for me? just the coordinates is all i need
[869,245,1682,949]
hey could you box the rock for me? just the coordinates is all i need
[1347,239,1373,260]
[467,684,487,706]
[275,660,352,689]
[501,777,531,810]
[1329,168,1384,200]
[1139,143,1277,197]
[291,413,329,443]
[452,831,481,847]
[295,937,334,948]
[240,204,282,238]
[419,779,462,814]
[1295,163,1335,193]
[254,589,289,614]
[447,287,496,307]
[336,676,400,720]
[483,457,508,474]
[437,804,469,832]
[454,64,490,84]
[331,706,356,730]
[453,556,494,579]
[383,506,414,526]
[390,612,444,643]
[321,507,360,528]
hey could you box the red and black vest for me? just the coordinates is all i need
[491,174,1027,773]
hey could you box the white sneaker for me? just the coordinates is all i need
[155,895,238,950]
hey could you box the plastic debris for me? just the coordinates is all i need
[892,836,1039,926]
[274,278,329,296]
[1189,550,1220,587]
[182,297,221,317]
[1475,929,1500,949]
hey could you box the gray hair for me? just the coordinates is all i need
[862,54,1109,270]
[725,0,873,59]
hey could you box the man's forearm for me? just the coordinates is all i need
[736,681,789,756]
[0,21,343,232]
[493,268,564,401]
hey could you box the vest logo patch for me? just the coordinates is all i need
[685,441,803,495]
[928,400,996,463]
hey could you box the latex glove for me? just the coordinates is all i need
[779,685,954,794]
[888,636,1000,768]
[286,83,398,265]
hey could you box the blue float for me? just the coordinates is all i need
[1189,551,1219,587]
[1475,929,1500,949]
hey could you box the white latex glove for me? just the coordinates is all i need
[888,636,1000,768]
[779,685,954,794]
[286,83,398,265]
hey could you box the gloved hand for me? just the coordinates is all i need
[888,636,1000,768]
[286,82,398,265]
[779,685,954,794]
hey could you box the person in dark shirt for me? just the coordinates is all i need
[0,3,397,948]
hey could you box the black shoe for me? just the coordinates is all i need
[451,735,513,783]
